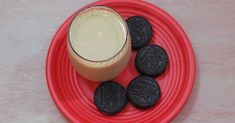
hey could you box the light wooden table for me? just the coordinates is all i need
[1,0,235,122]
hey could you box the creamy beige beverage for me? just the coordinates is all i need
[68,6,131,82]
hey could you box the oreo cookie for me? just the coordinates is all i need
[94,81,127,115]
[135,45,168,77]
[127,76,161,109]
[127,16,152,49]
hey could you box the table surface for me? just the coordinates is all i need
[1,0,235,123]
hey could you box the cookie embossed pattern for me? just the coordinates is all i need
[127,16,153,49]
[135,45,169,77]
[94,82,127,115]
[127,76,161,109]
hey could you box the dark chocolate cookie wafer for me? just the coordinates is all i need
[94,81,127,115]
[135,45,168,77]
[127,76,161,109]
[127,16,152,49]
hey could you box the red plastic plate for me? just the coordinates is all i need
[46,0,196,122]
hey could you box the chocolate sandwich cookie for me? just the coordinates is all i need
[127,16,152,49]
[127,76,161,109]
[94,81,127,115]
[135,45,168,77]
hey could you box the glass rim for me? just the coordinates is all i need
[68,5,129,62]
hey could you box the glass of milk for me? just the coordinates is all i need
[68,6,131,82]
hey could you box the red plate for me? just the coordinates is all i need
[46,0,196,122]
